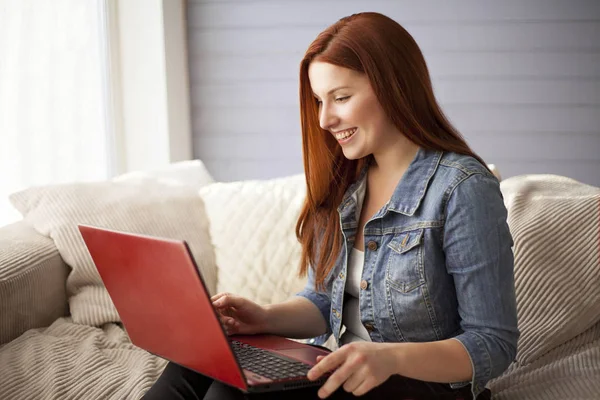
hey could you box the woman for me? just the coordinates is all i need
[143,12,518,400]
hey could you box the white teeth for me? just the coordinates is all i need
[335,128,357,140]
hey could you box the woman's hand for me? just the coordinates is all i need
[307,342,399,399]
[211,292,269,335]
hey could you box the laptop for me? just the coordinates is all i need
[77,224,331,393]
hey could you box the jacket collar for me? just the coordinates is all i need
[387,147,442,216]
[339,147,443,217]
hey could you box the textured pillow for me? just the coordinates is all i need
[199,175,308,305]
[9,180,218,327]
[500,174,600,364]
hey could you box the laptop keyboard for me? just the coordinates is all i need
[231,340,312,380]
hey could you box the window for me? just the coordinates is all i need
[0,0,112,225]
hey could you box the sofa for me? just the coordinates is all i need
[0,160,599,400]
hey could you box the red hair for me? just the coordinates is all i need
[296,12,489,290]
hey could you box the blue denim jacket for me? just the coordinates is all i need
[296,148,519,397]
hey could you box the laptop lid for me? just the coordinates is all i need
[78,224,248,391]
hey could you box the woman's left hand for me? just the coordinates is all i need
[307,342,399,399]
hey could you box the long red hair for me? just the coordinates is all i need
[296,12,488,290]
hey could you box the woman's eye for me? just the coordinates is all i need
[315,99,322,106]
[335,96,350,102]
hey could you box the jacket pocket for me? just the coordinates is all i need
[385,229,425,292]
[384,229,437,342]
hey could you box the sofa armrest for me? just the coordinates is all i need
[0,221,69,345]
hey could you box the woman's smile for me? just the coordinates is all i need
[333,127,358,143]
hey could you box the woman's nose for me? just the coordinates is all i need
[319,103,339,131]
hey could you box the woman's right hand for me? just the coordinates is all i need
[211,292,270,336]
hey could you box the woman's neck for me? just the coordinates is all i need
[370,139,420,183]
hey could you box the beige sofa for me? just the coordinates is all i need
[0,161,599,399]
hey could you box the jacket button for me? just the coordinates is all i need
[364,323,374,332]
[367,241,378,251]
[339,272,345,280]
[360,280,368,290]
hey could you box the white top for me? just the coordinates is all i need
[340,247,372,344]
[339,174,372,345]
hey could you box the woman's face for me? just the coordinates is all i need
[308,61,401,160]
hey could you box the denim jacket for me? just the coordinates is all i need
[296,148,519,397]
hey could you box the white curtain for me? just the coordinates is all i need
[0,0,111,226]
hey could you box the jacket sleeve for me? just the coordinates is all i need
[443,172,520,396]
[296,263,333,343]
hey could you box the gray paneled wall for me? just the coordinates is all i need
[186,0,600,186]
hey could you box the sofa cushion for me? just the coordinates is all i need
[0,221,69,345]
[500,174,600,365]
[9,180,217,327]
[199,175,308,305]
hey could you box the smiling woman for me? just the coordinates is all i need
[145,11,515,400]
[296,12,491,291]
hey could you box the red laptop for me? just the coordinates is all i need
[78,224,330,393]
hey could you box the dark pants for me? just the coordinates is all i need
[142,361,491,400]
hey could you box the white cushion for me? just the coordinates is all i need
[199,175,308,305]
[10,180,218,327]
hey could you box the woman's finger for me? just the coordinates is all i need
[218,315,237,327]
[317,362,355,399]
[217,315,229,326]
[317,349,361,398]
[221,318,238,335]
[210,292,230,302]
[218,307,234,318]
[351,377,376,397]
[308,348,345,380]
[342,369,364,394]
[215,307,231,318]
[213,294,245,309]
